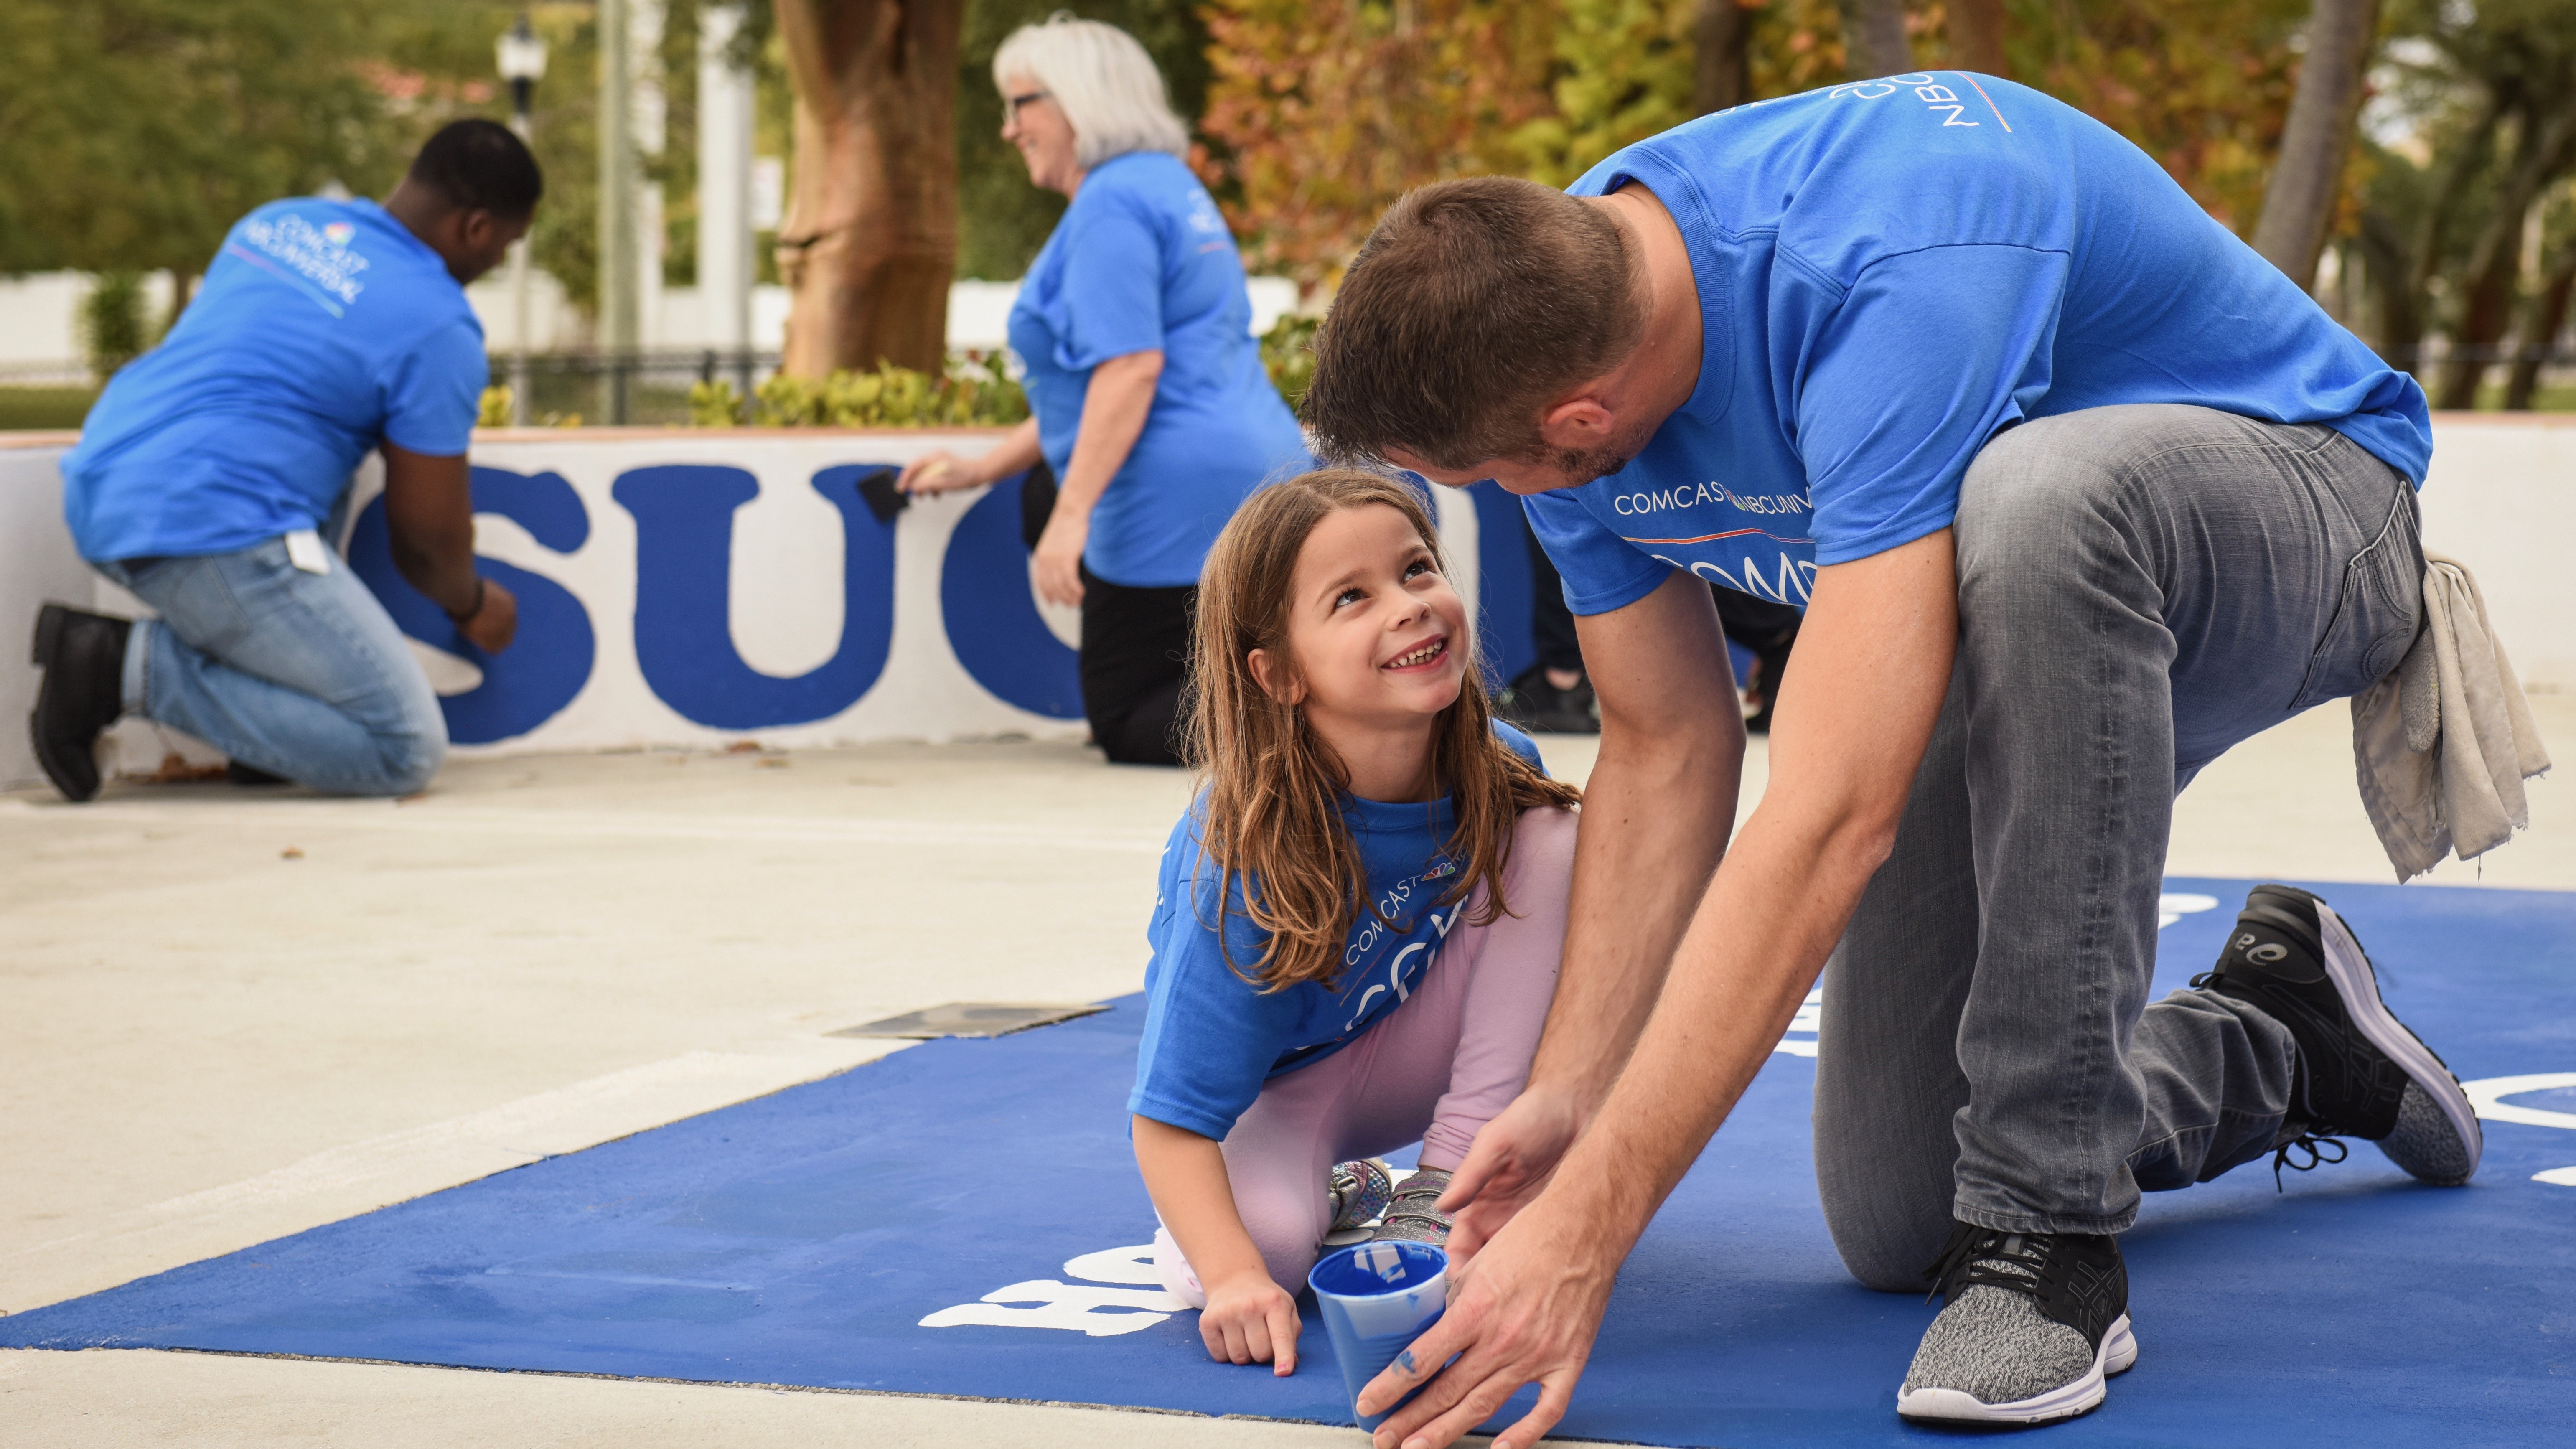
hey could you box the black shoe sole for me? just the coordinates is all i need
[2307,899,2483,1182]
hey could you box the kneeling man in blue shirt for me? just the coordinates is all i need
[1301,75,2484,1442]
[31,119,538,801]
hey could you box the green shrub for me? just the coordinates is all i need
[696,353,1030,428]
[688,379,744,427]
[1261,312,1318,409]
[82,273,151,380]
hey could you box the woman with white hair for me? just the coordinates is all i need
[901,15,1309,767]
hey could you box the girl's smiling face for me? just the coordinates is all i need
[1250,502,1470,757]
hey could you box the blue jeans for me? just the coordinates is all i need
[1811,405,2424,1289]
[97,538,447,796]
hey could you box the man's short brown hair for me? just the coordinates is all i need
[1303,176,1644,471]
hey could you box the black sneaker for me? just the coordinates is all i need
[225,760,291,786]
[1898,1220,2135,1424]
[1493,664,1598,735]
[29,603,132,803]
[2192,884,2480,1186]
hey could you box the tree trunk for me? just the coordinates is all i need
[2251,0,2378,290]
[2409,97,2500,309]
[1694,0,1752,115]
[773,0,960,378]
[1948,0,2007,74]
[2502,243,2575,410]
[1836,0,1910,80]
[2435,105,2576,410]
[2356,206,2422,370]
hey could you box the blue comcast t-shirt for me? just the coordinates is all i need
[62,197,487,562]
[1528,74,2432,615]
[1009,150,1312,588]
[1129,725,1548,1141]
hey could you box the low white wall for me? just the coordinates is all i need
[2416,414,2576,694]
[0,431,1487,790]
[0,436,109,785]
[3,414,2566,792]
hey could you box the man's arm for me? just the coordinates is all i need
[381,441,516,653]
[1361,529,1959,1449]
[1442,570,1744,1255]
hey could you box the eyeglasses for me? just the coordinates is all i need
[1005,89,1051,120]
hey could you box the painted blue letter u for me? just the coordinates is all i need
[613,464,896,729]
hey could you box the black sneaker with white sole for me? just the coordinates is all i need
[1898,1220,2136,1425]
[2192,884,2481,1187]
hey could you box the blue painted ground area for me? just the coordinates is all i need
[9,878,2573,1446]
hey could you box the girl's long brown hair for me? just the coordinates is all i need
[1185,468,1582,991]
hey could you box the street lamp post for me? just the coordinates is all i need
[496,13,549,427]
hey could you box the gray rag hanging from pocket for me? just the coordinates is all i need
[2352,552,2554,881]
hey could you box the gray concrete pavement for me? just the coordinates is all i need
[3,697,2564,1446]
[0,1347,1452,1448]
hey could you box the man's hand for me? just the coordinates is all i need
[1437,1085,1584,1261]
[1033,507,1089,608]
[456,578,519,653]
[1357,1193,1617,1449]
[1199,1268,1301,1375]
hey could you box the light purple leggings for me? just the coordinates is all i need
[1155,806,1577,1303]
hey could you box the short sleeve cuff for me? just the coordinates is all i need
[1559,554,1679,616]
[1124,1091,1236,1142]
[1812,497,1959,567]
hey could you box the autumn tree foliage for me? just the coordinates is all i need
[1195,0,1557,289]
[1198,0,2322,293]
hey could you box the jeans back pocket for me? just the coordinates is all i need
[2291,483,2421,712]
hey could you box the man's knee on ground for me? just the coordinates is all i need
[1833,1236,1943,1295]
[1819,1197,1953,1294]
[324,728,443,797]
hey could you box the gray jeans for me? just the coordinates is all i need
[1812,404,2422,1291]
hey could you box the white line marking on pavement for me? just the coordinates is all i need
[0,796,1166,854]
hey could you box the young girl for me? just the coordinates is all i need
[1129,468,1582,1375]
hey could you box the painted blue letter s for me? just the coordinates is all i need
[346,465,598,746]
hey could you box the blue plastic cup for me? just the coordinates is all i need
[1307,1240,1449,1431]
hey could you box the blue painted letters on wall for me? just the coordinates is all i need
[939,473,1083,720]
[347,465,598,746]
[613,464,897,729]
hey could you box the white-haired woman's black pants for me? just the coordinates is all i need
[1077,563,1193,767]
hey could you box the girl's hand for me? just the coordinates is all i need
[898,449,987,496]
[1033,506,1089,607]
[1199,1269,1300,1375]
